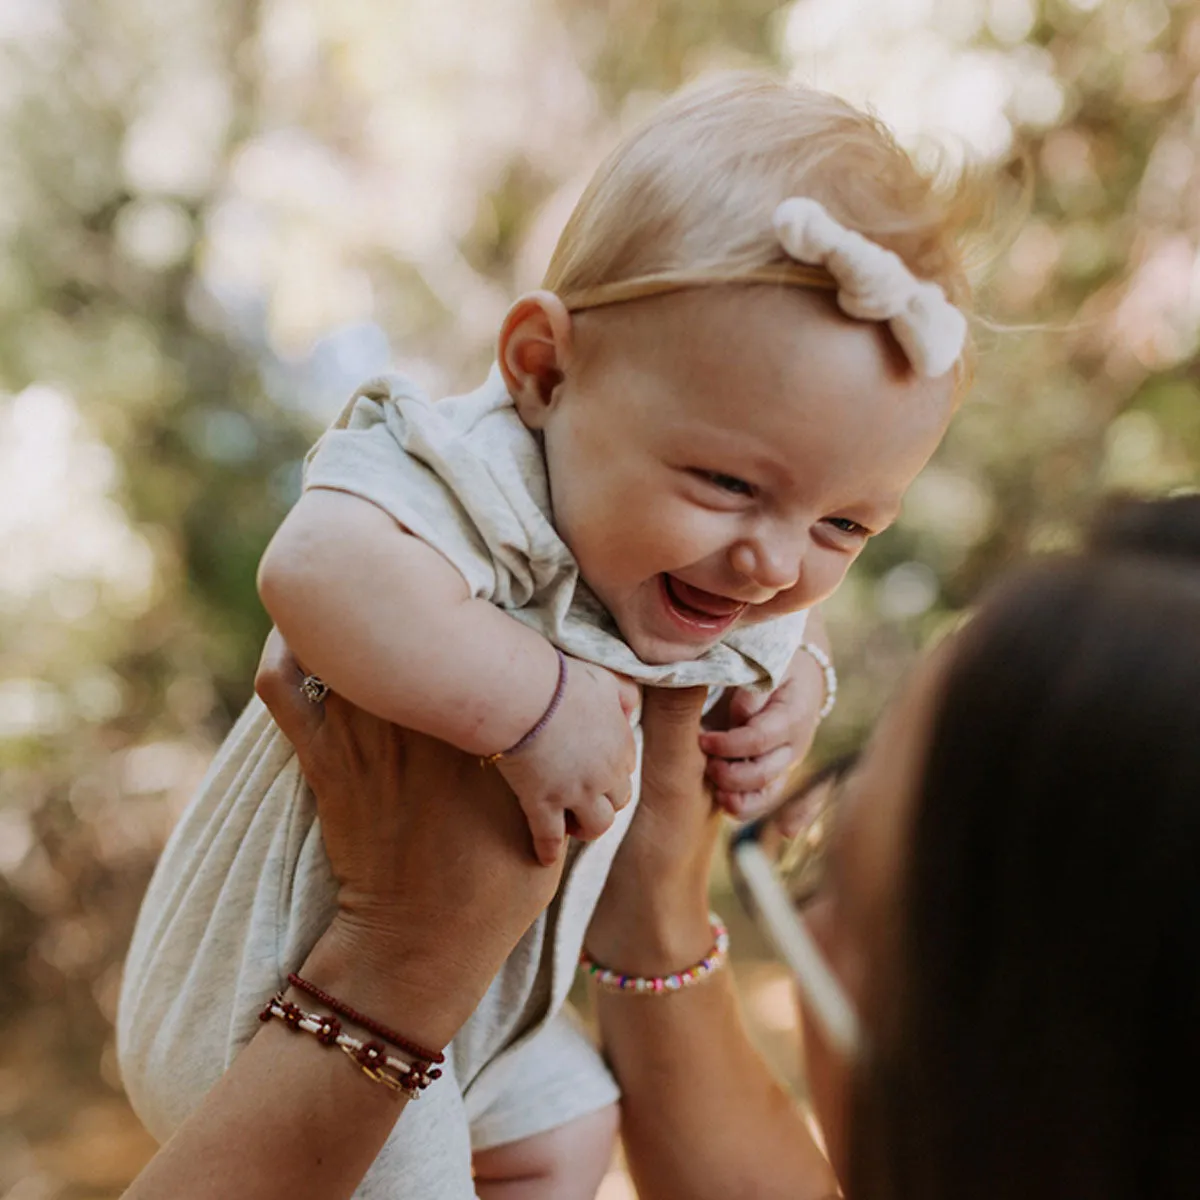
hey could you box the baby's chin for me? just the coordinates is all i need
[616,620,728,667]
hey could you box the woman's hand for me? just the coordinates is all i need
[126,635,568,1200]
[585,685,720,975]
[256,629,565,1047]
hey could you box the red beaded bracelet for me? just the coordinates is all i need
[287,973,445,1065]
[259,994,443,1100]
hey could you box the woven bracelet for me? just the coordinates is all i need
[482,647,568,764]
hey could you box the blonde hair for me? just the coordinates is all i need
[543,73,984,373]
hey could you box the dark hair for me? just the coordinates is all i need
[1087,492,1200,565]
[850,529,1200,1198]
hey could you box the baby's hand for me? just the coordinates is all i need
[699,648,829,820]
[496,657,640,866]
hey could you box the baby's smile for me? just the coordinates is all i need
[658,574,749,639]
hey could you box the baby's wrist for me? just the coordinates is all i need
[479,644,568,761]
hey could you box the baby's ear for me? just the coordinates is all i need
[498,291,573,429]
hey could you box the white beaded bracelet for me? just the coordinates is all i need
[797,642,838,722]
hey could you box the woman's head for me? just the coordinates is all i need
[498,75,978,665]
[807,499,1200,1198]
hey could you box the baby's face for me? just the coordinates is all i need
[540,287,955,666]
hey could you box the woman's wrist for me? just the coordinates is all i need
[586,906,717,980]
[588,786,724,975]
[300,912,479,1053]
[586,861,715,978]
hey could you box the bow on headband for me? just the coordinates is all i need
[773,197,967,379]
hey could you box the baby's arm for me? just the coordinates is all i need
[258,488,637,861]
[259,488,557,755]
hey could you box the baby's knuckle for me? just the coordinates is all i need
[705,757,728,780]
[745,731,769,757]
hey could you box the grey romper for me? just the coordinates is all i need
[117,367,807,1199]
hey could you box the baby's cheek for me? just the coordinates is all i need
[745,552,857,623]
[813,553,858,604]
[799,550,859,609]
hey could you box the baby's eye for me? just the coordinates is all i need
[824,517,870,538]
[697,470,755,497]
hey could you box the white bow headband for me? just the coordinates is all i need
[773,197,967,378]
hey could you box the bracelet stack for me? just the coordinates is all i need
[257,973,445,1100]
[287,973,445,1064]
[580,913,730,994]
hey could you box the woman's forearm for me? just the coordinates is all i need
[584,699,837,1200]
[126,642,568,1200]
[589,881,838,1200]
[123,921,433,1200]
[597,970,838,1200]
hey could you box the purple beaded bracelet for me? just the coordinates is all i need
[483,647,568,764]
[579,914,730,995]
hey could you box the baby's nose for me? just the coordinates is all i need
[729,534,803,595]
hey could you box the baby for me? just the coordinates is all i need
[118,74,976,1200]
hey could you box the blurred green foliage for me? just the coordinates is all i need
[0,0,1196,1194]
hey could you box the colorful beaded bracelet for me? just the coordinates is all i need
[579,914,730,994]
[259,994,443,1100]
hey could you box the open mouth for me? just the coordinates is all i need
[659,574,748,635]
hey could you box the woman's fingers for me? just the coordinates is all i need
[255,628,323,749]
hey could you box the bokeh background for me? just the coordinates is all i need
[2,0,1198,1195]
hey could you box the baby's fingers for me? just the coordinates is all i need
[705,746,794,794]
[699,705,791,760]
[609,764,634,811]
[714,784,786,822]
[526,805,567,867]
[570,794,618,843]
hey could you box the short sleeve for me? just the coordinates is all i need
[302,389,499,602]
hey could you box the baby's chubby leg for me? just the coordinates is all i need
[471,1103,619,1200]
[463,1006,620,1197]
